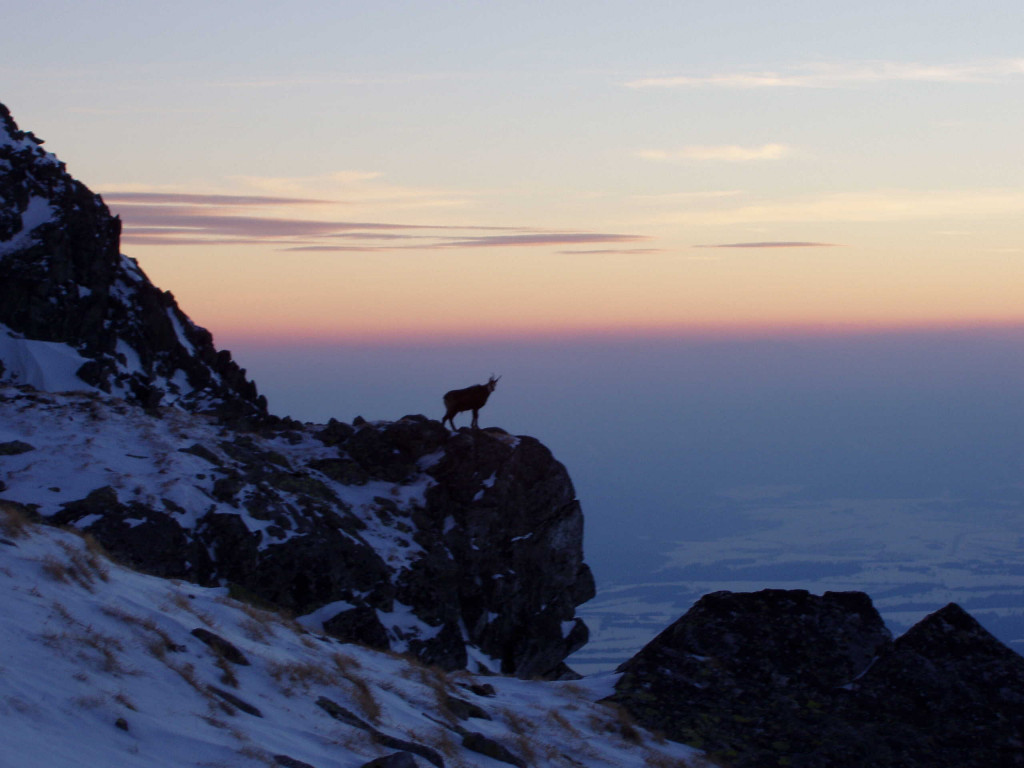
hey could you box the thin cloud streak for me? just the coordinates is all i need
[638,144,790,162]
[557,248,665,255]
[429,233,647,249]
[102,192,336,207]
[108,199,647,252]
[661,189,1024,226]
[696,241,840,249]
[626,58,1024,89]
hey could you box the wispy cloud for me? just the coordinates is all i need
[557,248,665,255]
[696,241,840,249]
[429,233,647,249]
[638,144,790,162]
[626,58,1024,89]
[630,190,744,204]
[660,189,1024,226]
[107,193,648,253]
[102,192,335,207]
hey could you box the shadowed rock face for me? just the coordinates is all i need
[0,103,266,423]
[612,589,1024,768]
[419,427,595,677]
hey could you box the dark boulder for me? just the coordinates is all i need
[613,590,1024,768]
[323,606,390,650]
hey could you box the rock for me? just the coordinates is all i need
[51,486,209,579]
[417,428,595,677]
[612,589,891,764]
[206,685,262,717]
[313,418,355,446]
[316,697,444,767]
[323,606,390,650]
[274,756,318,768]
[178,443,223,466]
[443,695,491,721]
[613,590,1024,768]
[191,628,250,665]
[307,457,369,485]
[845,603,1024,767]
[461,732,525,768]
[360,754,419,768]
[0,440,34,455]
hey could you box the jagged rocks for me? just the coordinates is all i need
[0,102,266,422]
[612,589,1024,768]
[51,486,207,579]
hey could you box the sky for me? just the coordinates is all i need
[3,0,1024,343]
[6,2,1024,653]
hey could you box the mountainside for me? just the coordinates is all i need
[0,508,697,768]
[0,102,593,679]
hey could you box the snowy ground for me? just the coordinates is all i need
[0,507,706,768]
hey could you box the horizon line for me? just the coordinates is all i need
[213,318,1024,349]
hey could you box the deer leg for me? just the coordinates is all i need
[471,409,479,429]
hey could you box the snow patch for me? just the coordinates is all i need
[0,325,95,393]
[0,195,57,257]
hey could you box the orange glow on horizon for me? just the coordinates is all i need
[210,315,1024,348]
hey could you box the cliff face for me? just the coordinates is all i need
[0,103,594,678]
[0,103,265,421]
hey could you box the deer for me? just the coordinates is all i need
[442,375,500,431]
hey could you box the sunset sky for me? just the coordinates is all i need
[7,2,1024,659]
[4,1,1024,343]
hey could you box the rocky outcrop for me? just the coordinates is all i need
[4,386,593,677]
[612,589,1024,767]
[415,426,594,677]
[0,102,266,422]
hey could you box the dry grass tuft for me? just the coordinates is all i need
[39,540,109,591]
[100,604,182,658]
[327,652,382,724]
[587,703,644,746]
[0,502,31,539]
[215,655,239,688]
[166,592,216,627]
[41,623,133,676]
[548,707,581,738]
[267,660,338,695]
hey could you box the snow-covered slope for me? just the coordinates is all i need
[0,507,702,768]
[0,380,593,679]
